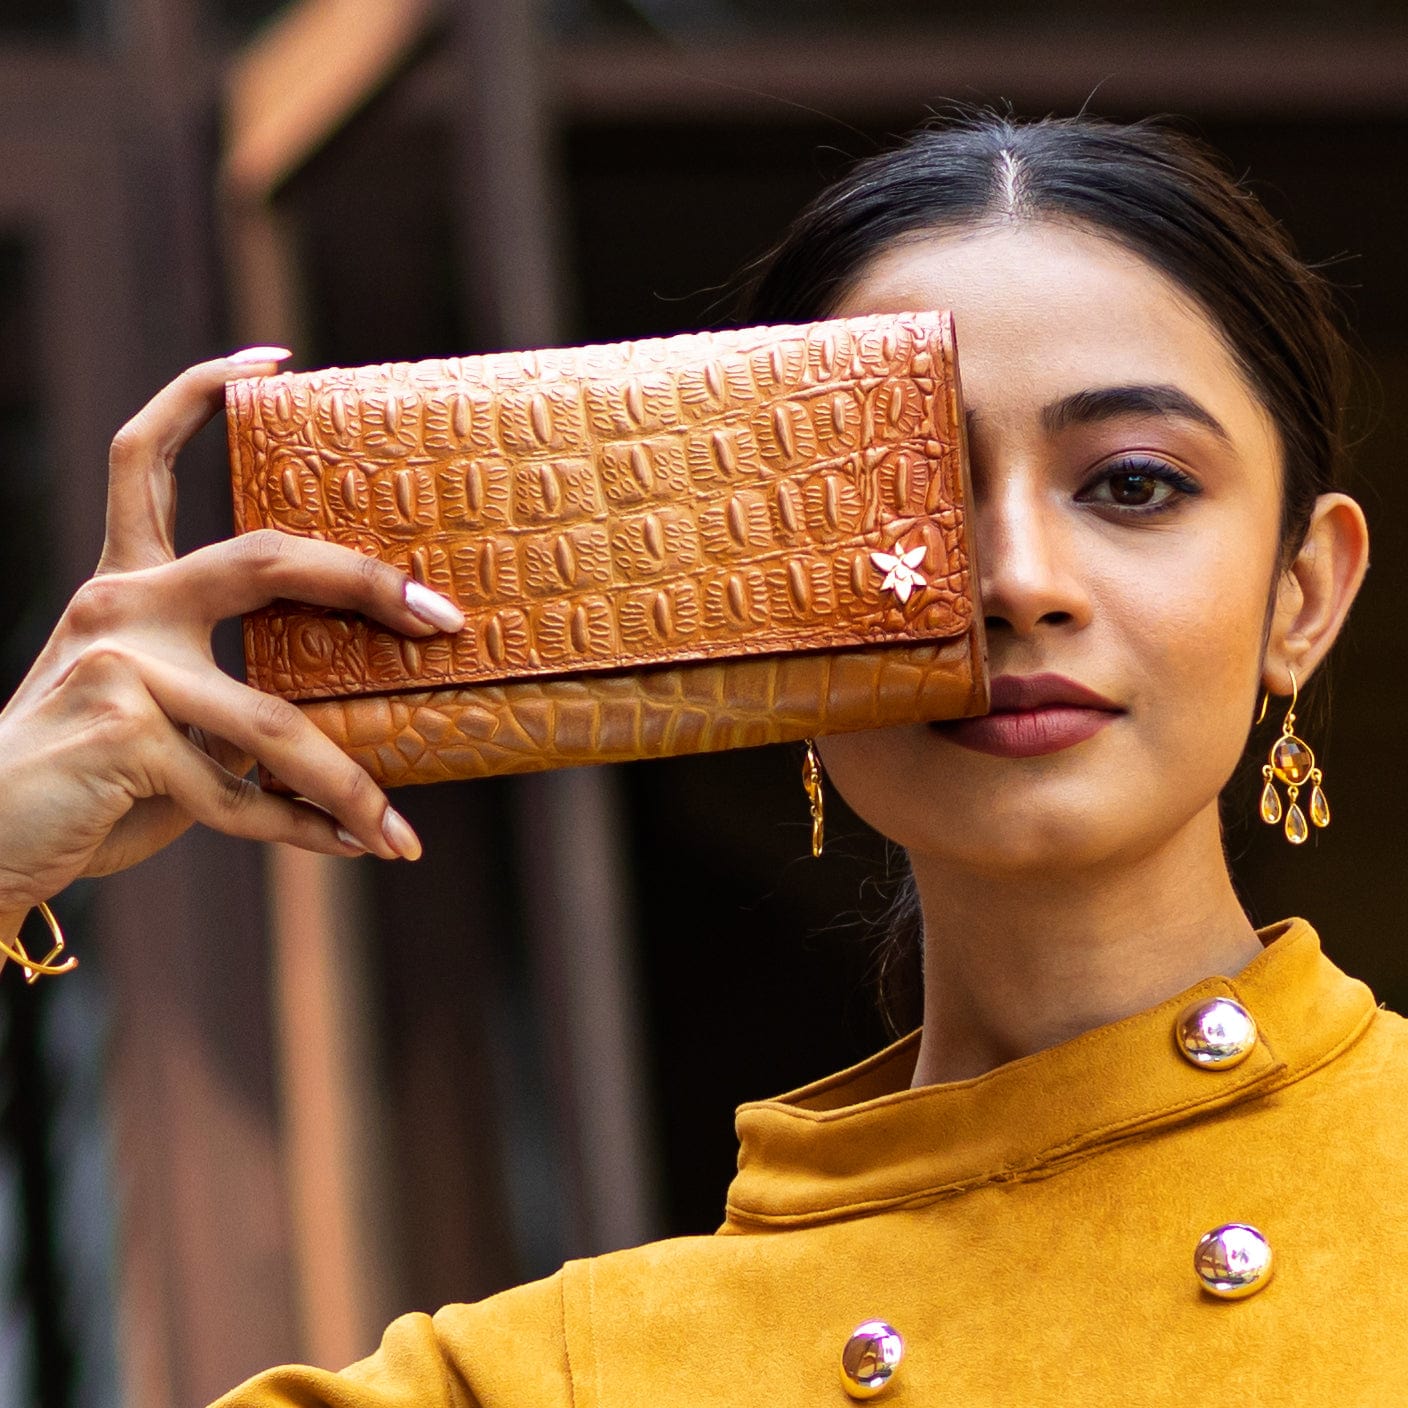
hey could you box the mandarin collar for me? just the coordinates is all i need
[723,919,1375,1231]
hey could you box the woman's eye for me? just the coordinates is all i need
[1108,472,1162,506]
[1077,458,1201,514]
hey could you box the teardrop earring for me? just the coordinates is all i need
[1257,668,1329,845]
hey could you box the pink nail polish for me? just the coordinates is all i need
[227,345,293,365]
[404,580,465,632]
[336,827,368,853]
[382,808,423,861]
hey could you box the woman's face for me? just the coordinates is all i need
[824,220,1287,873]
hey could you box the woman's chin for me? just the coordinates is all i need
[899,812,1123,877]
[838,764,1171,874]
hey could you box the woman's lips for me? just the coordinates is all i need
[932,673,1124,759]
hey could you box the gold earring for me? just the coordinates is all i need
[1258,668,1329,845]
[802,739,825,858]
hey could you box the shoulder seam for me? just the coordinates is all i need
[561,1258,598,1408]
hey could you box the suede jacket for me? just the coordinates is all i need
[217,919,1408,1405]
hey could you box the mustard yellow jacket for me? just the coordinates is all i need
[217,919,1408,1405]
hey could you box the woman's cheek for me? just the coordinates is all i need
[817,728,957,852]
[1132,572,1268,804]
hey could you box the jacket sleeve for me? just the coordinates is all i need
[209,1270,574,1408]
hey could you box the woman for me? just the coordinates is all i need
[1,112,1401,1402]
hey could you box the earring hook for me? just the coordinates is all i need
[1256,665,1301,729]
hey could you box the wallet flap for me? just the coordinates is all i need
[229,312,972,704]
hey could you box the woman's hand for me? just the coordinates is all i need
[0,351,466,942]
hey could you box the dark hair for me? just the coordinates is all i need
[739,111,1355,1033]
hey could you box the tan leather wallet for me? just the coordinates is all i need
[227,311,987,788]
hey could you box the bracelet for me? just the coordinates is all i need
[0,902,78,984]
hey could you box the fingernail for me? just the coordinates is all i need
[382,808,423,861]
[226,345,293,365]
[404,580,465,633]
[336,827,368,854]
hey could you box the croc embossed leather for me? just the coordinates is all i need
[227,312,987,788]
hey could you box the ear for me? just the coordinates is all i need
[1263,492,1370,692]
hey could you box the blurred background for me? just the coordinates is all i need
[2,1,1407,1404]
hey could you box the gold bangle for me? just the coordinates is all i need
[0,902,78,984]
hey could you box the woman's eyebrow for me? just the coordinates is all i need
[1039,384,1232,443]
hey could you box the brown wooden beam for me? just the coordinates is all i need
[223,0,440,202]
[543,30,1408,122]
[264,844,403,1368]
[222,3,408,1363]
[446,0,660,1256]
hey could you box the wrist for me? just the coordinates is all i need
[0,869,42,945]
[0,908,25,975]
[0,907,26,947]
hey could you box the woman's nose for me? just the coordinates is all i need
[974,473,1092,638]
